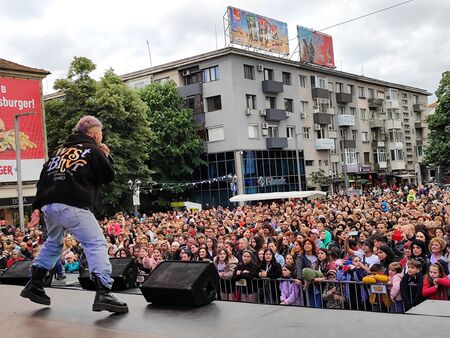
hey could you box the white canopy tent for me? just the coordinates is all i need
[229,190,327,203]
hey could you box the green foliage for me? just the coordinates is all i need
[424,71,450,169]
[44,57,152,215]
[310,168,332,187]
[139,81,204,183]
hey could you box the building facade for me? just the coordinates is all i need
[122,47,430,206]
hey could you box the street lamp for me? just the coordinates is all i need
[15,111,35,232]
[294,127,305,191]
[128,179,141,217]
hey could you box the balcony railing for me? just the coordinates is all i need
[262,80,283,94]
[266,137,288,149]
[337,115,355,127]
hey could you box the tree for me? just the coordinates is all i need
[139,81,204,184]
[310,168,332,189]
[424,71,450,170]
[44,57,152,215]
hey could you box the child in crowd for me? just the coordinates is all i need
[279,264,301,305]
[422,263,450,300]
[400,259,424,311]
[322,269,345,309]
[388,262,404,313]
[63,252,81,273]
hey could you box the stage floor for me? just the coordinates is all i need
[0,285,448,338]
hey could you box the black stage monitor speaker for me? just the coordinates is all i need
[78,257,138,291]
[0,260,53,286]
[140,261,219,307]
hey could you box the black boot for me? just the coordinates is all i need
[20,266,51,305]
[92,275,128,313]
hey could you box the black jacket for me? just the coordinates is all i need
[33,133,114,211]
[400,272,424,311]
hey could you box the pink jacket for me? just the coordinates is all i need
[389,273,403,301]
[107,223,122,236]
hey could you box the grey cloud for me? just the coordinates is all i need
[0,0,55,20]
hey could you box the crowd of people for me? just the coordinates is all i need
[1,184,450,313]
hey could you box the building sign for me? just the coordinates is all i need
[359,165,372,173]
[0,196,35,207]
[343,164,359,173]
[0,77,45,182]
[297,26,335,68]
[227,6,289,55]
[258,176,286,188]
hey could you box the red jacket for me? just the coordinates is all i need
[422,276,450,300]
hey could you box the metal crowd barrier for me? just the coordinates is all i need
[217,278,414,314]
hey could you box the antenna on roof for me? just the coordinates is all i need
[215,24,218,49]
[146,40,153,67]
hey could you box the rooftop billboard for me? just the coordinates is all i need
[228,6,289,55]
[297,26,335,68]
[0,77,45,182]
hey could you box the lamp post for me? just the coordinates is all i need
[128,179,141,217]
[294,127,305,191]
[14,112,35,232]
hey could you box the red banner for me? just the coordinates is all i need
[0,77,45,182]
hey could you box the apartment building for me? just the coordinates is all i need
[122,47,430,206]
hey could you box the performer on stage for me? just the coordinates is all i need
[20,115,128,313]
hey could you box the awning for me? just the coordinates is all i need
[229,190,327,203]
[394,174,416,178]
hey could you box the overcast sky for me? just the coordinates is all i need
[1,0,448,101]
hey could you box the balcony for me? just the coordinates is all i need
[375,162,388,170]
[335,92,353,104]
[369,119,384,129]
[264,108,286,122]
[343,140,356,148]
[385,100,400,109]
[311,87,329,99]
[415,121,425,129]
[389,142,404,150]
[313,113,332,125]
[193,112,205,125]
[373,141,385,148]
[416,139,423,146]
[385,119,402,130]
[337,114,355,127]
[266,137,288,149]
[368,98,383,107]
[391,160,406,171]
[413,103,426,112]
[315,138,335,150]
[262,80,283,94]
[177,82,203,97]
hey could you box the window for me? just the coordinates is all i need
[347,84,354,95]
[349,107,356,115]
[324,160,328,166]
[362,132,369,142]
[318,160,322,166]
[331,162,339,176]
[185,71,202,85]
[248,124,258,139]
[390,149,404,161]
[351,130,357,141]
[264,68,274,80]
[343,148,357,164]
[268,125,278,138]
[313,98,330,113]
[310,76,327,89]
[206,95,222,112]
[364,152,370,163]
[286,126,295,139]
[208,126,224,142]
[336,82,343,93]
[303,127,311,140]
[328,82,334,92]
[305,160,314,166]
[360,108,367,120]
[338,106,346,115]
[244,65,255,80]
[299,75,307,88]
[386,89,399,101]
[282,72,292,85]
[265,96,276,109]
[330,139,337,154]
[389,129,402,142]
[416,145,423,157]
[246,94,256,109]
[203,66,219,82]
[368,88,375,99]
[284,98,293,112]
[415,112,422,122]
[329,115,335,129]
[413,95,419,104]
[301,101,309,113]
[316,128,326,139]
[375,148,387,163]
[358,86,365,98]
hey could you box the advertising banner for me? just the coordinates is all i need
[0,77,45,182]
[228,6,289,55]
[297,26,335,68]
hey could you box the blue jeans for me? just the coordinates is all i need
[32,203,113,288]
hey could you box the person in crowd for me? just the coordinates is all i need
[337,255,369,311]
[63,252,81,273]
[232,250,258,303]
[388,262,404,313]
[377,245,397,274]
[422,263,450,300]
[195,247,211,262]
[257,248,282,304]
[279,264,301,305]
[317,248,336,276]
[400,259,424,311]
[267,241,285,267]
[205,237,217,260]
[214,248,238,301]
[114,248,131,258]
[322,269,345,309]
[7,250,24,268]
[428,237,449,275]
[410,240,431,275]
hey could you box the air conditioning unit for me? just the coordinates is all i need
[261,129,269,136]
[182,70,191,76]
[257,64,264,72]
[300,112,307,119]
[314,124,321,131]
[285,111,292,118]
[245,108,252,115]
[260,109,267,116]
[262,123,269,129]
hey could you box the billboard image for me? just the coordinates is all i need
[0,77,45,182]
[227,6,289,55]
[297,26,335,68]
